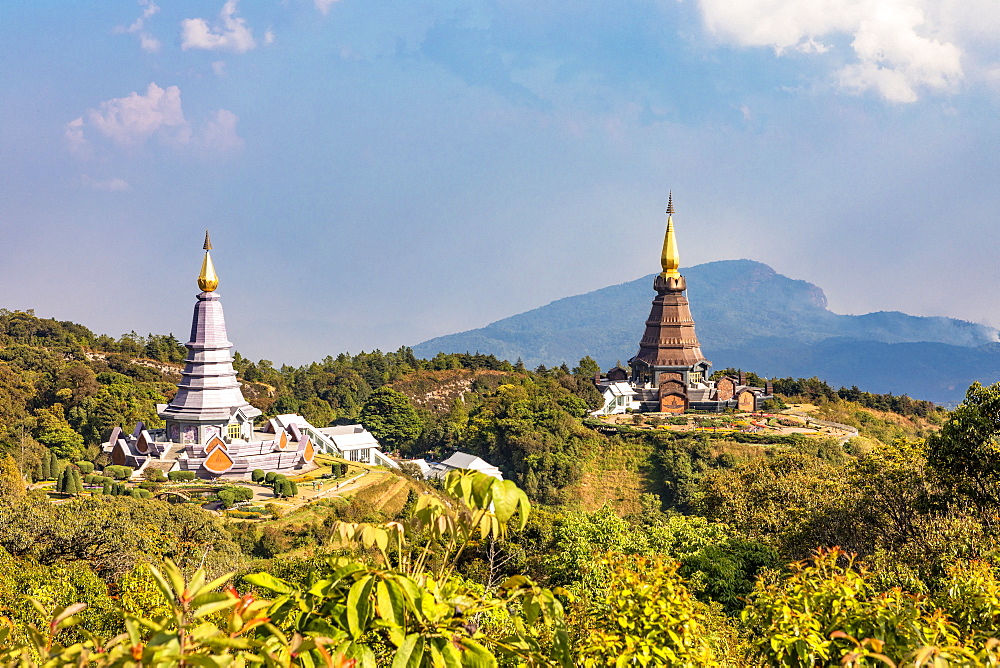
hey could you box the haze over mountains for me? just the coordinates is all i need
[414,260,1000,404]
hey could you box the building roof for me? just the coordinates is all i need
[318,425,381,451]
[602,382,636,398]
[432,452,503,480]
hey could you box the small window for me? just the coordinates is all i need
[228,423,241,440]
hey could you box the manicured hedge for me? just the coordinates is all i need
[104,465,133,480]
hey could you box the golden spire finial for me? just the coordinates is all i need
[660,194,681,280]
[198,231,219,292]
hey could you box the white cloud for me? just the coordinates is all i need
[116,0,161,53]
[66,83,243,157]
[81,176,130,192]
[697,0,965,102]
[212,60,227,77]
[64,117,87,156]
[139,33,162,53]
[181,0,257,53]
[86,83,188,147]
[315,0,341,16]
[200,109,244,153]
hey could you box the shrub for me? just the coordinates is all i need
[74,461,94,474]
[264,471,277,484]
[576,555,718,666]
[168,470,196,482]
[130,488,152,499]
[217,489,236,508]
[105,465,133,480]
[251,469,265,482]
[143,468,167,482]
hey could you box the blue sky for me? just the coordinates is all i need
[2,0,999,364]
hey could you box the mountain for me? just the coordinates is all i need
[413,260,1000,404]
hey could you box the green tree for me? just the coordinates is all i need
[33,404,85,460]
[572,356,601,379]
[0,455,25,500]
[358,387,422,452]
[927,381,1000,514]
[39,451,51,481]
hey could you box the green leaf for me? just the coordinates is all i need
[346,576,374,639]
[194,571,236,598]
[147,564,178,605]
[376,580,405,630]
[391,633,424,668]
[192,592,236,619]
[458,638,497,667]
[53,602,87,628]
[163,559,186,598]
[188,568,207,599]
[491,480,520,526]
[471,474,495,509]
[245,572,295,594]
[345,641,378,668]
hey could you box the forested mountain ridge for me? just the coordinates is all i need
[414,259,999,403]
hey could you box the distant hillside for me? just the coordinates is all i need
[414,260,999,404]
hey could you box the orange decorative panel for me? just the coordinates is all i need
[660,394,687,414]
[301,437,314,464]
[737,391,756,412]
[277,430,289,451]
[203,447,234,474]
[205,435,227,454]
[136,431,150,454]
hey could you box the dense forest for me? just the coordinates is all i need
[4,307,1000,665]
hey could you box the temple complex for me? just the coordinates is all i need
[594,196,774,414]
[103,233,397,478]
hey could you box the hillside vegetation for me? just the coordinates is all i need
[9,307,1000,664]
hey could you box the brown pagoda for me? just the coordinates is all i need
[629,194,711,412]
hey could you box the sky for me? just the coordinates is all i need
[2,0,999,365]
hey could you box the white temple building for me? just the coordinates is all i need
[102,233,397,478]
[427,452,503,481]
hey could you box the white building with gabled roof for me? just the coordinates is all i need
[429,452,503,480]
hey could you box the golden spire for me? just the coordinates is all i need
[660,192,681,279]
[198,230,219,292]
